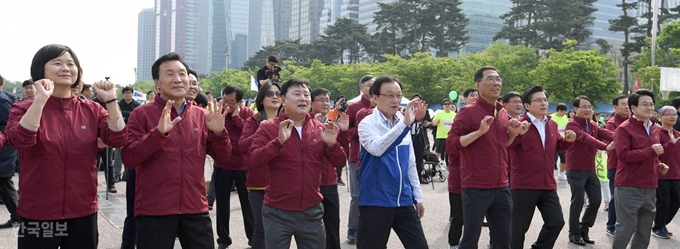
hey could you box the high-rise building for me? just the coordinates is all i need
[230,0,249,68]
[459,0,513,53]
[274,0,293,41]
[290,0,324,43]
[154,0,201,70]
[589,0,626,42]
[319,0,359,35]
[358,0,396,34]
[198,0,229,75]
[137,8,155,82]
[248,0,277,58]
[155,0,172,59]
[231,34,249,68]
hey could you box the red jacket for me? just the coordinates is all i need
[321,129,349,186]
[347,97,371,163]
[215,107,254,170]
[122,96,231,217]
[249,112,347,211]
[0,131,5,150]
[6,96,128,220]
[606,114,628,170]
[659,127,680,180]
[614,117,661,188]
[509,114,573,190]
[355,107,373,170]
[449,96,510,189]
[445,139,462,194]
[240,113,267,189]
[566,116,613,171]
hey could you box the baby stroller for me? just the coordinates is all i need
[422,142,446,189]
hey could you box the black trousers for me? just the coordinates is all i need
[18,213,98,249]
[136,213,214,249]
[121,169,136,249]
[607,168,617,231]
[248,190,266,249]
[321,185,341,249]
[566,170,601,235]
[459,187,512,249]
[448,192,464,246]
[0,177,19,221]
[97,148,114,185]
[511,189,564,249]
[654,179,680,231]
[412,134,426,177]
[214,168,254,246]
[357,206,428,249]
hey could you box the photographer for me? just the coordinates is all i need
[256,55,281,86]
[328,95,346,122]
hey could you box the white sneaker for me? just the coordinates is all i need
[557,173,567,181]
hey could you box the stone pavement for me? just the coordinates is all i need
[2,166,680,249]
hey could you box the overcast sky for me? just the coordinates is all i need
[0,0,154,85]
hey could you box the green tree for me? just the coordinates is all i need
[319,18,371,64]
[425,0,469,56]
[373,1,408,56]
[530,41,621,104]
[496,0,597,51]
[608,0,639,95]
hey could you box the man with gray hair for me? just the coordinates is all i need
[652,105,680,239]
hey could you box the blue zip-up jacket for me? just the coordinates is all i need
[358,109,423,207]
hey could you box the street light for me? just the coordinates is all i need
[651,0,659,92]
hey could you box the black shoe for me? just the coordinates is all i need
[664,227,673,236]
[569,234,586,246]
[208,205,214,211]
[107,185,118,193]
[581,233,595,244]
[653,229,671,239]
[0,219,19,229]
[217,243,229,249]
[482,221,488,227]
[337,179,346,186]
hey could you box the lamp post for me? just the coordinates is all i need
[651,0,659,92]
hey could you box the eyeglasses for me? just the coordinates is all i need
[637,102,654,109]
[509,100,522,104]
[531,98,549,103]
[578,105,593,110]
[484,76,503,83]
[265,91,281,98]
[379,94,403,100]
[663,114,678,117]
[314,99,331,103]
[443,103,452,106]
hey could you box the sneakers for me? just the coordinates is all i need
[337,178,346,186]
[653,229,671,239]
[557,173,567,181]
[107,184,118,193]
[437,161,446,171]
[606,228,615,237]
[347,229,357,244]
[604,202,609,211]
[664,227,673,236]
[0,219,20,229]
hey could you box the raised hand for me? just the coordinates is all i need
[320,122,340,147]
[652,143,664,155]
[563,130,577,142]
[412,100,428,121]
[314,112,326,123]
[518,120,531,135]
[33,79,54,101]
[669,129,680,144]
[660,163,670,175]
[206,100,228,135]
[158,100,182,134]
[336,113,349,131]
[402,101,417,126]
[506,118,521,137]
[231,104,241,117]
[93,80,117,101]
[478,116,494,135]
[278,119,294,145]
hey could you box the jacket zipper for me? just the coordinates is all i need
[178,116,183,214]
[60,99,68,218]
[298,124,305,209]
[396,147,402,206]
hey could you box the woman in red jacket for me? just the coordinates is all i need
[6,44,128,249]
[239,81,281,249]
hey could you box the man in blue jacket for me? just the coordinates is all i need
[357,75,428,249]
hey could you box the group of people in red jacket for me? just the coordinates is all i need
[444,66,679,249]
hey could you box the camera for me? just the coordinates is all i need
[336,98,348,113]
[265,66,281,80]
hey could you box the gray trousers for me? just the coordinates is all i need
[347,162,360,231]
[612,186,656,249]
[263,203,325,249]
